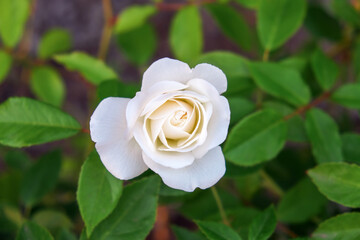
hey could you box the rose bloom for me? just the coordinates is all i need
[90,58,230,192]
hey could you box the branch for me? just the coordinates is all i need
[284,91,332,121]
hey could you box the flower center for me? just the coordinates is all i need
[170,110,187,127]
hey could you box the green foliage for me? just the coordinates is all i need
[257,0,306,51]
[38,29,72,59]
[89,176,160,240]
[0,97,81,147]
[20,150,61,206]
[304,4,342,42]
[54,52,118,85]
[0,0,29,48]
[305,109,343,163]
[248,206,276,240]
[331,0,360,27]
[97,80,139,101]
[224,110,287,166]
[30,66,65,107]
[172,225,206,240]
[114,5,157,34]
[0,50,12,84]
[197,51,252,95]
[1,1,360,239]
[249,62,311,106]
[196,221,242,240]
[206,3,252,50]
[234,0,259,9]
[331,83,360,109]
[341,133,360,164]
[311,49,339,90]
[308,162,360,208]
[77,151,123,237]
[116,23,157,65]
[170,6,203,63]
[312,212,360,240]
[16,221,54,240]
[32,210,72,236]
[277,178,327,223]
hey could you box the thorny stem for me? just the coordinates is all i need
[98,0,114,60]
[211,186,231,226]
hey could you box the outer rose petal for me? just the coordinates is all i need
[143,146,226,192]
[126,81,187,134]
[187,79,231,158]
[192,63,227,94]
[141,58,192,91]
[90,97,148,179]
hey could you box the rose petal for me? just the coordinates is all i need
[133,121,195,168]
[187,79,230,158]
[126,81,187,134]
[192,63,227,94]
[141,58,192,91]
[143,146,226,192]
[90,97,148,179]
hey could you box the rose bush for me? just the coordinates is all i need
[90,58,230,191]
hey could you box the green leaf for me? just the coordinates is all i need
[197,51,253,95]
[0,50,12,84]
[234,0,259,9]
[313,212,360,240]
[331,83,360,109]
[342,133,360,164]
[16,221,54,240]
[56,229,77,240]
[228,97,255,127]
[331,0,360,27]
[77,151,123,237]
[305,108,343,163]
[54,52,118,85]
[0,0,29,48]
[0,203,23,233]
[116,23,157,65]
[0,171,22,204]
[277,178,327,223]
[249,62,311,107]
[224,110,287,166]
[206,3,252,50]
[38,28,72,59]
[172,225,206,240]
[30,66,65,107]
[0,97,81,147]
[196,221,242,240]
[263,101,308,142]
[308,162,360,208]
[114,5,156,34]
[20,151,62,206]
[90,175,160,240]
[311,49,339,90]
[304,4,342,42]
[4,150,31,170]
[353,40,360,78]
[257,0,306,51]
[248,206,276,240]
[97,80,139,101]
[170,6,203,63]
[32,210,72,236]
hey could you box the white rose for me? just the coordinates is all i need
[90,58,230,192]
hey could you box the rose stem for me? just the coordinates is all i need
[210,186,231,226]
